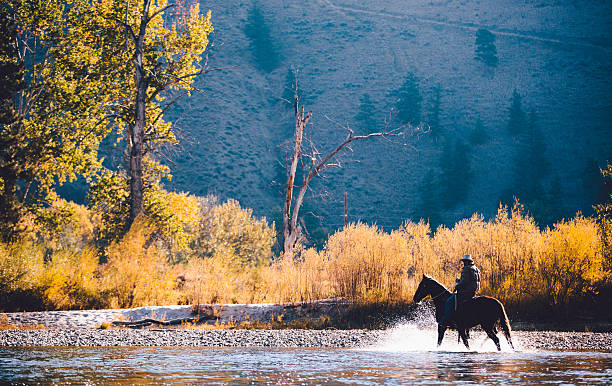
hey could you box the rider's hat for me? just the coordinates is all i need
[460,254,474,263]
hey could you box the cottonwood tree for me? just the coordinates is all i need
[104,0,213,229]
[0,0,120,240]
[282,83,416,255]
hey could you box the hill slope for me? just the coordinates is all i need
[145,0,611,235]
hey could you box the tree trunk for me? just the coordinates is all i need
[282,100,310,256]
[0,172,19,242]
[281,85,405,255]
[127,0,151,228]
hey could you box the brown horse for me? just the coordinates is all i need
[413,274,514,351]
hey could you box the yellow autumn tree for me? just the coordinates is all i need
[537,216,605,309]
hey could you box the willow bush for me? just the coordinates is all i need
[0,200,608,319]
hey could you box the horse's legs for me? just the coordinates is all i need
[458,329,470,350]
[437,324,447,347]
[484,326,501,351]
[457,328,470,342]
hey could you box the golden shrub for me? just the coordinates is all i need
[537,216,605,308]
[100,220,181,308]
[0,241,46,311]
[39,247,101,310]
[193,197,276,266]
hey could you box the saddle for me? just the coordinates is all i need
[454,294,478,311]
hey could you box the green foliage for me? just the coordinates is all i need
[393,72,422,125]
[507,89,526,135]
[0,0,128,240]
[0,5,24,127]
[88,158,199,257]
[469,117,489,145]
[474,28,498,67]
[244,3,280,73]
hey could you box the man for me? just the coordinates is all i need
[440,254,481,326]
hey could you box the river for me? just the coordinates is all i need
[1,324,611,384]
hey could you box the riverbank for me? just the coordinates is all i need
[1,328,611,350]
[2,301,611,332]
[0,300,355,330]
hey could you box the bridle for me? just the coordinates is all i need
[430,290,446,300]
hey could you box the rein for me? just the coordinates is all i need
[430,290,447,300]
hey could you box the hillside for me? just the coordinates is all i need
[103,0,611,238]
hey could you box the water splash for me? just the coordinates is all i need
[364,302,521,353]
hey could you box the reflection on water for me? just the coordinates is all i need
[1,346,611,384]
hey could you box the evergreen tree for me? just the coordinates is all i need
[513,108,548,202]
[394,72,422,125]
[469,117,489,145]
[507,89,526,135]
[583,158,610,208]
[428,85,442,141]
[474,28,498,67]
[244,3,281,73]
[416,169,441,229]
[440,139,473,208]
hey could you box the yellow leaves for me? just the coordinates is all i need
[537,216,605,305]
[101,219,181,308]
[195,197,276,265]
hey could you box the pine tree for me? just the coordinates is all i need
[507,89,526,136]
[245,3,281,73]
[474,28,498,67]
[394,72,422,125]
[428,85,442,141]
[440,139,473,208]
[416,169,441,229]
[513,108,548,202]
[469,117,489,145]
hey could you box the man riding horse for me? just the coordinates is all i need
[413,254,514,351]
[440,254,480,327]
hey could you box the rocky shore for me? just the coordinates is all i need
[0,329,382,348]
[2,303,611,350]
[0,329,611,350]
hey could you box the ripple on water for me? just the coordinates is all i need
[1,339,611,384]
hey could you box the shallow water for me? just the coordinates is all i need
[1,324,611,384]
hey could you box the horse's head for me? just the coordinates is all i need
[413,274,432,304]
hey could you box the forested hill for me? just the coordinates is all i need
[115,0,611,236]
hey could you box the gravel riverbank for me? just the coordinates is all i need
[1,329,611,350]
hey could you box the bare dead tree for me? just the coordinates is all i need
[282,83,416,256]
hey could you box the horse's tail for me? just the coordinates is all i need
[498,302,514,350]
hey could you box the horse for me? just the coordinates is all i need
[413,274,514,351]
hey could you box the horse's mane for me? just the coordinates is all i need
[424,275,450,294]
